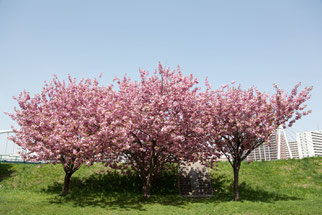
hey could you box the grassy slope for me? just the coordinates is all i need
[0,157,321,215]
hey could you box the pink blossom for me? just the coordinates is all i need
[204,81,312,201]
[7,75,117,195]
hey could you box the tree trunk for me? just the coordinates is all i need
[61,171,73,196]
[233,162,241,201]
[142,175,152,199]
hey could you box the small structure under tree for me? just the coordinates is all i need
[108,63,214,198]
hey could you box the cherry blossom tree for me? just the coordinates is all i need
[7,75,116,196]
[206,82,312,201]
[109,63,212,198]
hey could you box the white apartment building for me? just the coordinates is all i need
[248,129,322,161]
[296,130,322,158]
[247,127,302,161]
[247,130,292,161]
[288,141,300,159]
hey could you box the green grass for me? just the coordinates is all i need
[0,157,321,215]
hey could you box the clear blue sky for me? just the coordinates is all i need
[0,0,321,144]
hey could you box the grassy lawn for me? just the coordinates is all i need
[0,157,321,215]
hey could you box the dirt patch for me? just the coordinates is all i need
[281,166,293,171]
[298,183,310,188]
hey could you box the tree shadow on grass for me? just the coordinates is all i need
[43,170,301,211]
[43,169,191,211]
[0,163,15,182]
[211,174,301,202]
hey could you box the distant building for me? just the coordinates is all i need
[288,141,300,159]
[247,128,294,161]
[247,129,322,161]
[0,130,26,162]
[217,155,228,162]
[296,130,322,158]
